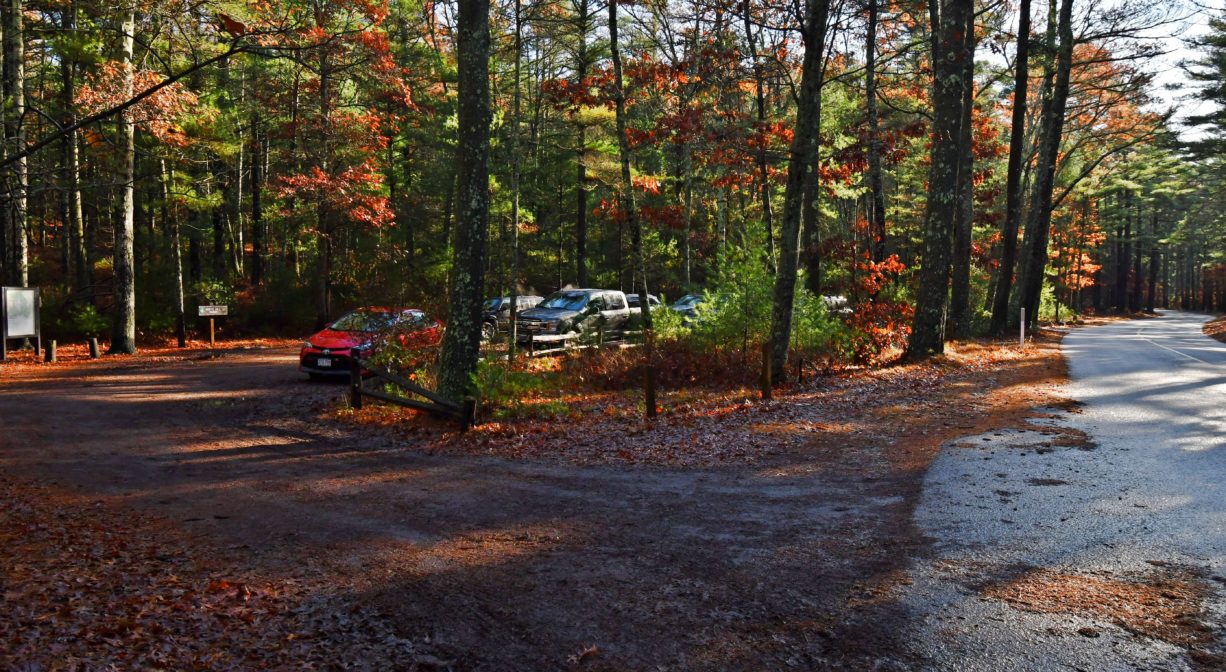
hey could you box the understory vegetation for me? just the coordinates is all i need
[1,0,1224,410]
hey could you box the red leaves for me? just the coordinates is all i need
[847,300,914,364]
[856,254,906,296]
[77,64,204,146]
[278,161,394,228]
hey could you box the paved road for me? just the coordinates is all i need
[903,311,1226,670]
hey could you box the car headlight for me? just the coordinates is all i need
[303,340,315,349]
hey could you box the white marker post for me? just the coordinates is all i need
[1020,307,1026,347]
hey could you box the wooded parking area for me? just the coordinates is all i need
[0,0,1223,404]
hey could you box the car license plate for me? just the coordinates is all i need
[317,357,332,368]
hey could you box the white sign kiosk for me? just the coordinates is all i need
[1,287,41,360]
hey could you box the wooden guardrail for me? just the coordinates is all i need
[518,327,643,357]
[349,357,477,431]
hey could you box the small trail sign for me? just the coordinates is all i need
[198,305,228,348]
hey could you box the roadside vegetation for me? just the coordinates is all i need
[2,0,1226,417]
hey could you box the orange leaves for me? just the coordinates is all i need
[77,64,204,146]
[632,175,661,194]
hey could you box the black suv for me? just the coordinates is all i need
[482,295,543,340]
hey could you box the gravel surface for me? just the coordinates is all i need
[901,311,1226,671]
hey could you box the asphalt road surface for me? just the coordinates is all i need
[902,311,1226,670]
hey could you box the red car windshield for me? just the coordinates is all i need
[329,310,398,332]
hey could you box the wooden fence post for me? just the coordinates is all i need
[349,358,363,410]
[760,341,773,400]
[461,396,477,432]
[644,329,657,419]
[527,332,535,357]
[45,340,56,363]
[88,337,100,359]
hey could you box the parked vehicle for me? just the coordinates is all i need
[822,295,853,315]
[516,289,631,342]
[626,293,660,310]
[482,295,543,340]
[300,307,443,379]
[670,293,703,321]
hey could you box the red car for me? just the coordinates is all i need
[299,307,443,380]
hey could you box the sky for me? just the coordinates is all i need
[1152,2,1217,140]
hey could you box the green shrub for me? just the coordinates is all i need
[471,359,566,419]
[791,291,853,361]
[648,301,690,341]
[1039,284,1077,322]
[48,302,109,340]
[688,245,774,351]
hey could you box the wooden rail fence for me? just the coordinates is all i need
[349,357,477,431]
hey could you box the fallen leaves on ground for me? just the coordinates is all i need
[0,477,440,671]
[1204,315,1226,345]
[983,566,1214,647]
[0,338,299,379]
[345,334,1067,469]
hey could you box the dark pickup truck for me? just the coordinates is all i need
[516,289,631,342]
[482,295,543,340]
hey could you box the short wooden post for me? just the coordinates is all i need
[461,396,477,432]
[88,337,100,359]
[349,358,363,410]
[760,340,773,400]
[1020,307,1026,346]
[209,317,216,349]
[796,355,803,384]
[527,332,535,357]
[644,329,657,419]
[45,340,56,363]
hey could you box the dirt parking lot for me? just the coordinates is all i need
[1,338,1067,670]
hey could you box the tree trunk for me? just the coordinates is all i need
[907,0,975,358]
[742,0,775,273]
[508,0,523,359]
[574,0,591,287]
[989,0,1031,334]
[437,0,490,402]
[1130,200,1143,312]
[865,0,887,262]
[212,165,227,279]
[60,0,87,298]
[768,0,830,380]
[108,8,137,354]
[1015,0,1074,329]
[609,0,657,418]
[251,117,264,285]
[948,2,977,339]
[164,160,186,347]
[3,0,27,287]
[1146,212,1158,313]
